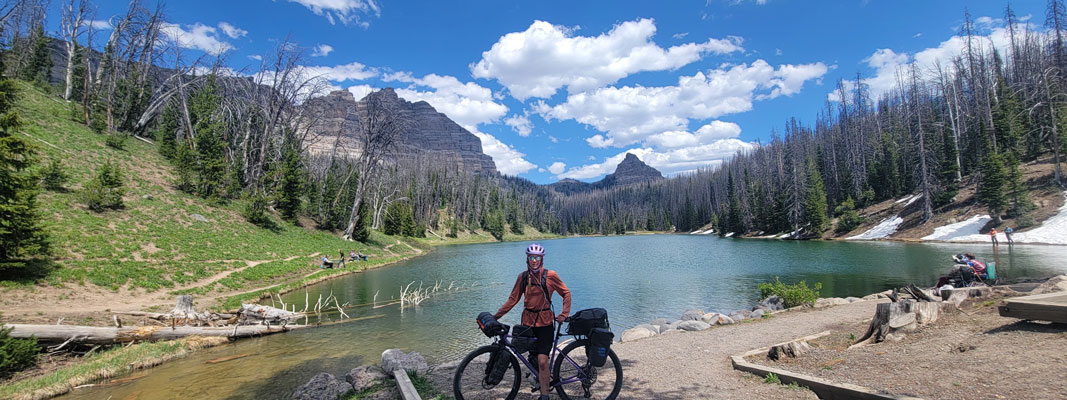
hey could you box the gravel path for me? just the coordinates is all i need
[428,299,886,399]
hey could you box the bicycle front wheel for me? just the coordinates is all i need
[453,345,521,400]
[552,339,623,400]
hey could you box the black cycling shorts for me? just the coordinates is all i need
[530,325,554,356]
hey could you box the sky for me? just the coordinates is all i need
[71,0,1047,184]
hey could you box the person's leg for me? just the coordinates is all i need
[538,353,550,395]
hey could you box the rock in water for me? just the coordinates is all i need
[758,295,785,311]
[680,309,705,321]
[381,349,428,375]
[621,326,656,342]
[292,373,353,400]
[345,366,390,392]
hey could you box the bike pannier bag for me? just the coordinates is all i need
[585,327,614,367]
[477,312,507,337]
[510,325,538,353]
[484,348,511,386]
[567,308,609,335]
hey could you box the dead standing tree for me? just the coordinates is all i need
[340,92,411,240]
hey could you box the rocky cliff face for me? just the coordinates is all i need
[608,153,664,186]
[547,153,663,194]
[303,88,497,174]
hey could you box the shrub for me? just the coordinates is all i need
[82,160,125,211]
[833,197,865,233]
[1015,213,1037,229]
[104,132,127,150]
[0,326,38,379]
[242,194,270,226]
[41,158,69,190]
[758,277,822,308]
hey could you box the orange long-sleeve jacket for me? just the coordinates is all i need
[494,268,571,328]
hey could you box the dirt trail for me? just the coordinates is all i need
[0,253,323,323]
[429,300,884,399]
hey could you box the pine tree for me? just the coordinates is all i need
[275,144,303,221]
[41,158,69,190]
[935,126,960,207]
[0,80,48,260]
[977,150,1009,224]
[726,172,744,234]
[155,102,180,160]
[485,209,506,241]
[82,159,126,211]
[20,25,53,86]
[383,201,404,236]
[400,202,417,237]
[189,80,226,199]
[353,200,371,242]
[803,156,829,234]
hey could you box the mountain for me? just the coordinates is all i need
[548,153,663,194]
[303,88,497,174]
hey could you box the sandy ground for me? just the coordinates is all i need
[427,300,886,399]
[750,296,1067,400]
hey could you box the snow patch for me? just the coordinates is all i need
[921,215,991,241]
[905,194,922,207]
[724,232,735,238]
[846,216,903,240]
[895,194,917,204]
[1014,191,1067,245]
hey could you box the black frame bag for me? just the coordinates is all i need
[586,327,614,367]
[510,325,538,353]
[484,348,511,386]
[567,308,609,336]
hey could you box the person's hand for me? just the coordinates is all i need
[556,314,567,323]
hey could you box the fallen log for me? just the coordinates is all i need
[2,323,309,345]
[850,299,948,348]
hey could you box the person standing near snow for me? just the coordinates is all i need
[990,227,998,246]
[1005,227,1014,245]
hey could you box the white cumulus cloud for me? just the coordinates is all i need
[559,139,756,179]
[469,127,537,175]
[160,22,233,55]
[471,18,744,100]
[548,162,567,174]
[312,44,334,57]
[301,61,378,82]
[504,114,533,136]
[288,0,380,26]
[387,73,508,127]
[538,60,827,148]
[217,22,247,39]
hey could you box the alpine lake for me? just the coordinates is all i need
[59,234,1067,399]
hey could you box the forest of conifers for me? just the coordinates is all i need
[3,0,1066,248]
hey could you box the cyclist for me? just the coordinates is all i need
[494,243,571,400]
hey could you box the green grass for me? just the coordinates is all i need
[343,382,390,400]
[3,81,420,298]
[408,370,452,400]
[762,372,780,384]
[0,337,226,400]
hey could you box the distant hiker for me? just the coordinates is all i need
[358,251,368,261]
[1005,227,1014,245]
[990,228,998,246]
[349,251,359,261]
[338,249,346,268]
[937,253,986,288]
[320,255,334,269]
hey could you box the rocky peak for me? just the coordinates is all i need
[303,88,497,174]
[609,153,663,186]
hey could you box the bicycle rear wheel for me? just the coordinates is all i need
[552,339,622,400]
[453,345,521,400]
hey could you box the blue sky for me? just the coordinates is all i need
[76,0,1045,183]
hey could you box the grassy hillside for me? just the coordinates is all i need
[1,81,427,315]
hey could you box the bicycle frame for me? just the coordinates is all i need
[498,322,590,388]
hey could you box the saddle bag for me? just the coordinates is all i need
[585,327,614,367]
[477,312,507,337]
[484,348,511,386]
[510,325,538,353]
[567,308,610,336]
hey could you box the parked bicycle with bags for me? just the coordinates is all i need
[453,310,622,399]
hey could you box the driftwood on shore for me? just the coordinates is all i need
[2,323,308,345]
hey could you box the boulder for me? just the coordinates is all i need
[660,328,683,335]
[621,326,656,342]
[652,324,667,333]
[680,309,705,321]
[814,298,850,308]
[1033,275,1067,294]
[651,318,671,326]
[292,373,353,400]
[381,349,428,375]
[141,194,153,200]
[700,312,720,325]
[728,310,751,321]
[190,214,208,222]
[862,290,894,300]
[750,309,765,319]
[758,295,785,311]
[345,366,390,392]
[635,324,659,334]
[845,297,862,303]
[716,315,735,325]
[675,320,711,331]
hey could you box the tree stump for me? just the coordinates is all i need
[850,299,944,348]
[168,295,210,326]
[768,340,810,361]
